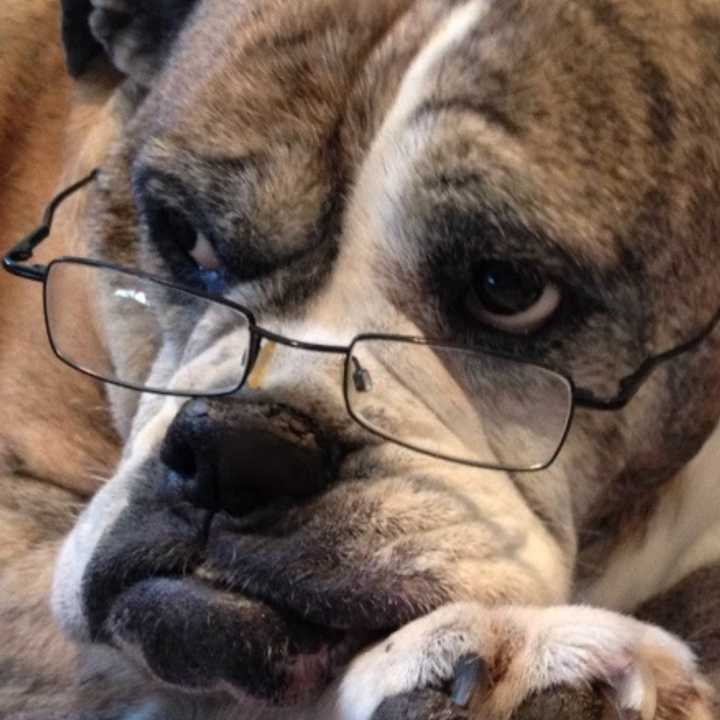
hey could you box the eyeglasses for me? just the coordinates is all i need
[5,172,720,472]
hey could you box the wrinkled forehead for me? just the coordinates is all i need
[127,0,425,171]
[121,0,716,285]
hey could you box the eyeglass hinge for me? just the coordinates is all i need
[2,254,47,282]
[2,227,50,281]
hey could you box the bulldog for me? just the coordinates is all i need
[1,1,720,718]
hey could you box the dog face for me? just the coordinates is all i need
[52,0,720,707]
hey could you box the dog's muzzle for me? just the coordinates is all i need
[54,396,454,706]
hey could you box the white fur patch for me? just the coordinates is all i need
[383,0,490,130]
[51,397,180,640]
[580,421,720,611]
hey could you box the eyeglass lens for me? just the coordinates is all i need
[45,260,253,396]
[346,338,573,470]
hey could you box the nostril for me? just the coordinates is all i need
[161,445,218,511]
[161,437,197,479]
[160,399,209,477]
[160,402,218,510]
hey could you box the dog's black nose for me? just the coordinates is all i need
[160,399,330,514]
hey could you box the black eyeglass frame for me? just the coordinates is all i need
[5,171,720,472]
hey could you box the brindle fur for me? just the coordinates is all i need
[2,0,720,718]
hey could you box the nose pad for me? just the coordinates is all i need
[159,399,331,515]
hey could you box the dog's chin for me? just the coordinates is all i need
[106,575,374,705]
[80,484,446,706]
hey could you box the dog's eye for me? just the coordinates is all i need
[466,260,560,334]
[147,203,221,272]
[188,231,221,270]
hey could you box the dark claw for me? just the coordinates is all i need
[450,655,488,708]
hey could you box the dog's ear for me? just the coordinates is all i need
[61,0,197,84]
[61,0,103,77]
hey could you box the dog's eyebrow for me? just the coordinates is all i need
[411,97,521,136]
[132,153,259,196]
[415,164,619,274]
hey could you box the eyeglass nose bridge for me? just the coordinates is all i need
[240,325,351,395]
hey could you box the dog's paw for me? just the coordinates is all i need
[338,604,715,720]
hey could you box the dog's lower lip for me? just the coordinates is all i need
[85,482,441,701]
[106,575,377,704]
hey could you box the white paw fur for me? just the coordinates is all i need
[335,603,714,720]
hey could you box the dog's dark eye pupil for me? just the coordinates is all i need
[473,261,544,315]
[150,203,198,256]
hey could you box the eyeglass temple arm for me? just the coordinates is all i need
[574,302,720,411]
[2,171,98,282]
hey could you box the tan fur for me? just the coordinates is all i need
[0,2,118,494]
[0,3,122,713]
